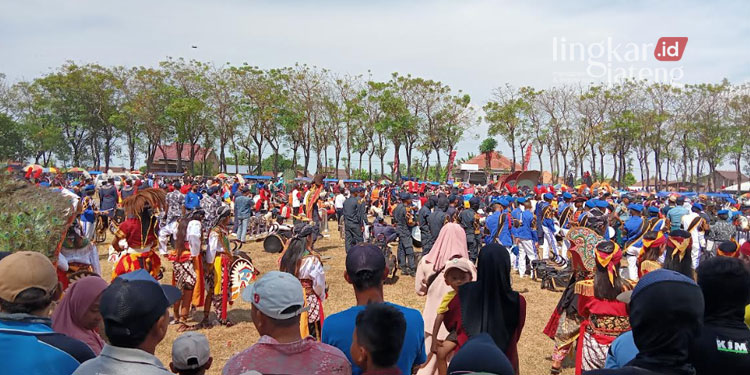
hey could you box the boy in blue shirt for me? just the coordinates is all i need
[322,244,426,375]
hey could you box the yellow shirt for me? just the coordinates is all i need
[745,305,750,329]
[438,290,457,314]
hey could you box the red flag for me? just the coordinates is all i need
[522,144,533,171]
[393,153,400,178]
[446,150,457,181]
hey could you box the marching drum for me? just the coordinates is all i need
[411,226,422,248]
[263,233,285,253]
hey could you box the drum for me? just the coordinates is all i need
[229,252,259,302]
[411,226,422,248]
[263,233,285,253]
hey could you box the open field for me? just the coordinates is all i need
[98,221,573,375]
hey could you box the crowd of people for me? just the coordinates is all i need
[1,169,749,375]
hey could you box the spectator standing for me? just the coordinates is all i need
[0,252,95,375]
[323,244,426,375]
[351,303,407,375]
[689,257,750,374]
[73,269,181,375]
[223,271,350,375]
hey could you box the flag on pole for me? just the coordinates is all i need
[446,150,457,181]
[522,144,533,171]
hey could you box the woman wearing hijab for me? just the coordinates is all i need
[573,240,633,374]
[663,230,694,279]
[415,223,477,375]
[442,243,526,374]
[585,269,704,375]
[52,276,108,355]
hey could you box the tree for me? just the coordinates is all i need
[484,84,532,173]
[479,137,498,183]
[0,113,28,161]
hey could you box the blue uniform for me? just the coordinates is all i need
[623,216,645,246]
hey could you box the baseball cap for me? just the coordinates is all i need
[172,332,211,370]
[100,269,181,339]
[0,251,59,302]
[562,192,573,199]
[692,203,704,211]
[346,243,386,276]
[543,192,554,200]
[445,258,474,274]
[242,271,307,320]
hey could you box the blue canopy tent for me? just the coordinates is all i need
[153,172,184,177]
[88,171,102,175]
[343,179,362,183]
[323,178,338,183]
[243,175,271,180]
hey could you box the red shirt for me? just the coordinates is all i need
[117,218,157,248]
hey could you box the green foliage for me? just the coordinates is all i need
[0,113,28,161]
[623,172,637,187]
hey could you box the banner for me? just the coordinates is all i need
[446,150,457,181]
[522,144,533,171]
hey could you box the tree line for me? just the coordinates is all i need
[0,61,748,190]
[483,80,749,190]
[0,60,474,181]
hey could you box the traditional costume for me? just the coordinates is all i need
[637,231,666,278]
[205,206,233,324]
[574,242,631,374]
[58,222,101,289]
[111,189,167,280]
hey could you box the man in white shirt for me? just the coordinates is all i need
[335,192,346,220]
[291,186,301,213]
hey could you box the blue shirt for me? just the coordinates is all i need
[484,211,512,246]
[185,191,201,210]
[667,206,689,231]
[623,216,644,245]
[604,331,638,369]
[0,315,95,375]
[234,195,253,219]
[515,210,536,241]
[322,302,426,375]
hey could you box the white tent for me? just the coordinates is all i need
[723,181,750,192]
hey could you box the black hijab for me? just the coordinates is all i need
[627,270,704,375]
[458,243,520,351]
[448,333,514,375]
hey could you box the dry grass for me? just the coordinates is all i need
[98,222,574,375]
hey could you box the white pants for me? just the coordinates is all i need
[158,221,179,255]
[542,227,563,260]
[81,220,96,240]
[506,245,518,270]
[625,245,641,281]
[518,239,537,277]
[691,242,702,271]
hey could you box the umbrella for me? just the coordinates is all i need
[215,173,229,179]
[42,167,58,174]
[25,164,43,172]
[130,170,141,175]
[24,164,43,179]
[67,167,85,173]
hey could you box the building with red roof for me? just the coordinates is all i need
[151,143,218,173]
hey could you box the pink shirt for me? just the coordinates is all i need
[222,336,351,375]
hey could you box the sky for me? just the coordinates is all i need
[1,0,748,174]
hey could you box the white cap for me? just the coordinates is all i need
[171,332,210,370]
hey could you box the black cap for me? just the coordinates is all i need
[101,270,181,339]
[346,244,385,276]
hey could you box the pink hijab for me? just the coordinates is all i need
[423,223,469,272]
[52,276,108,354]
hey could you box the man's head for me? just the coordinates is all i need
[170,332,213,375]
[242,271,307,338]
[350,303,406,371]
[675,196,685,206]
[692,203,703,213]
[100,269,181,352]
[696,256,750,321]
[400,192,411,204]
[345,244,387,292]
[0,251,61,315]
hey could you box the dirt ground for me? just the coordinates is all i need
[97,221,574,375]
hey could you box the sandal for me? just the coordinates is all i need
[176,323,197,333]
[218,319,235,328]
[191,318,214,330]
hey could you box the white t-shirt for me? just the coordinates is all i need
[334,193,346,209]
[292,189,301,208]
